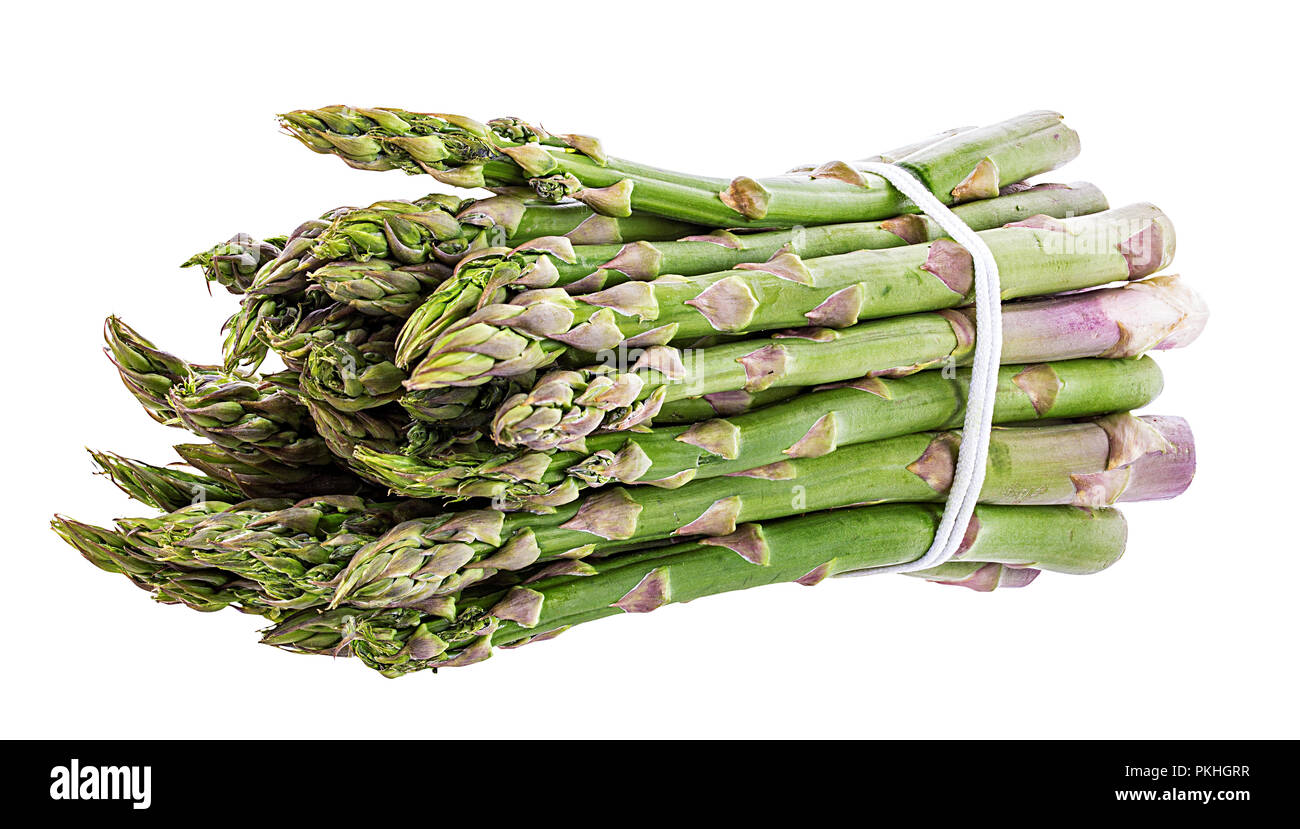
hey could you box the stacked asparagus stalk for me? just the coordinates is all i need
[53,108,1206,677]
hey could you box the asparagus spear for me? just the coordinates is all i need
[217,218,380,370]
[268,194,696,290]
[513,182,1107,293]
[222,296,279,371]
[241,304,795,449]
[330,414,1191,610]
[492,275,1206,450]
[404,204,1173,389]
[311,260,452,318]
[215,184,1107,379]
[105,316,339,467]
[305,193,701,270]
[265,503,1127,676]
[296,196,695,319]
[279,108,1080,227]
[191,195,697,322]
[400,378,531,426]
[171,371,337,465]
[104,315,200,425]
[395,379,787,458]
[75,409,1177,621]
[51,515,282,617]
[173,443,373,499]
[183,233,287,295]
[353,355,1166,507]
[107,495,442,610]
[50,504,1025,634]
[237,124,1091,362]
[394,377,547,464]
[394,182,1108,370]
[89,450,241,511]
[61,456,653,618]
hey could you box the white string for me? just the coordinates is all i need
[837,162,1003,577]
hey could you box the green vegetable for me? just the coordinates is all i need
[403,204,1173,390]
[265,503,1128,676]
[304,193,700,269]
[353,356,1166,508]
[51,514,281,617]
[393,182,1108,369]
[279,108,1079,227]
[51,105,1206,681]
[89,450,241,511]
[331,414,1190,611]
[492,275,1205,450]
[183,233,287,295]
[173,443,372,500]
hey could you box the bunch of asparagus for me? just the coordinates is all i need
[53,108,1205,677]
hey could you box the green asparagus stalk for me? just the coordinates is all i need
[492,274,1206,449]
[279,108,1080,228]
[260,316,527,446]
[310,260,451,318]
[89,450,241,511]
[63,455,655,619]
[393,182,1107,370]
[472,182,1104,302]
[183,233,287,295]
[51,515,282,617]
[109,495,440,610]
[173,443,373,499]
[246,206,366,297]
[199,202,383,314]
[191,194,697,320]
[170,345,408,480]
[353,355,1166,508]
[204,193,705,369]
[49,500,1027,633]
[284,193,472,278]
[265,503,1127,676]
[305,193,701,271]
[104,315,198,425]
[396,376,795,456]
[171,371,337,465]
[287,555,1039,649]
[105,316,338,467]
[404,204,1173,390]
[330,414,1191,610]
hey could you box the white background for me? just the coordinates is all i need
[4,1,1294,739]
